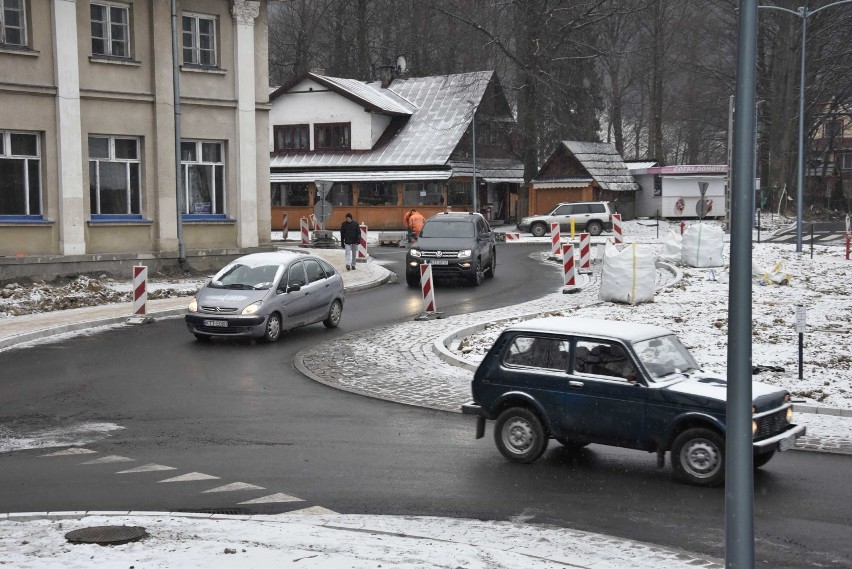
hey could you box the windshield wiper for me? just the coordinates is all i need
[223,283,253,289]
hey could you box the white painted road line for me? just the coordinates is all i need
[283,506,337,515]
[158,472,220,483]
[237,493,304,505]
[115,464,177,474]
[80,455,134,465]
[40,448,97,457]
[202,482,265,493]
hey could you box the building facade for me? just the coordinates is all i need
[0,0,271,279]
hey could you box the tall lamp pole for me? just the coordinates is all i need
[471,104,478,213]
[759,0,852,253]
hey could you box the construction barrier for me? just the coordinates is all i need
[846,214,850,260]
[132,265,147,315]
[613,214,623,244]
[281,213,289,240]
[550,222,561,257]
[357,224,368,262]
[300,217,309,247]
[562,243,576,288]
[578,232,591,273]
[570,217,576,239]
[420,264,436,314]
[309,213,320,230]
[504,233,521,241]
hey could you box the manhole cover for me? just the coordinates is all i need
[65,525,148,546]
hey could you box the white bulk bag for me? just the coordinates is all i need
[681,223,724,267]
[599,242,655,305]
[659,229,682,263]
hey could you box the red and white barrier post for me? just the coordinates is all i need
[612,214,623,244]
[578,232,591,273]
[504,232,521,242]
[357,224,368,263]
[845,215,850,261]
[550,222,562,257]
[414,264,442,320]
[561,243,579,293]
[126,265,153,324]
[299,217,309,247]
[309,213,321,230]
[281,213,289,240]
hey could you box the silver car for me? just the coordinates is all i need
[185,251,344,343]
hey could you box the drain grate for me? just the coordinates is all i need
[175,508,251,516]
[65,525,148,546]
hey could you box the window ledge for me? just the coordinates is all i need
[183,215,235,223]
[180,65,227,75]
[0,216,52,225]
[88,217,152,226]
[89,55,142,67]
[0,45,39,57]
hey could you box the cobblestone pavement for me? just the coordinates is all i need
[296,253,852,456]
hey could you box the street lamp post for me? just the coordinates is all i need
[759,0,852,253]
[471,104,478,214]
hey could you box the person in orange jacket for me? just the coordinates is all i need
[404,208,426,242]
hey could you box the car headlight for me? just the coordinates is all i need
[458,249,472,258]
[188,298,198,312]
[409,249,422,258]
[752,420,758,435]
[242,301,262,315]
[786,406,794,423]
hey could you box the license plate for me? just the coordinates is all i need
[427,259,449,265]
[778,435,796,451]
[203,319,228,328]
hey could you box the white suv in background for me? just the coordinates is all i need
[517,201,613,237]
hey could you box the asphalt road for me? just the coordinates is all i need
[1,244,850,568]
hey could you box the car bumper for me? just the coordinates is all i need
[185,313,267,337]
[753,423,806,452]
[462,402,486,439]
[516,222,531,232]
[406,258,477,279]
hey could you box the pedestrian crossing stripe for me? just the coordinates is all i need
[284,506,336,515]
[158,472,220,483]
[202,482,265,493]
[237,493,304,505]
[41,448,97,457]
[80,455,134,464]
[116,464,177,474]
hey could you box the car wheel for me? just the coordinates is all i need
[753,450,775,469]
[323,300,343,329]
[587,220,603,236]
[671,428,725,486]
[556,438,589,451]
[406,270,420,287]
[485,250,496,278]
[193,333,211,343]
[262,312,282,343]
[494,407,547,463]
[468,258,484,286]
[531,222,548,237]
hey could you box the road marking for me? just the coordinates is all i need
[202,482,265,493]
[237,493,304,505]
[41,448,97,457]
[283,506,337,515]
[116,463,177,474]
[158,472,220,483]
[80,455,134,465]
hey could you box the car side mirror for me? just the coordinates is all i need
[287,283,301,293]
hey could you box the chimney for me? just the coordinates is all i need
[378,65,394,88]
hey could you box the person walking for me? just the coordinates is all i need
[340,213,361,270]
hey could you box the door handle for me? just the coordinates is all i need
[568,380,584,388]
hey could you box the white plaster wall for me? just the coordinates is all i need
[633,173,660,218]
[660,176,726,218]
[269,78,376,150]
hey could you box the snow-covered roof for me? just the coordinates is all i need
[270,71,495,169]
[270,169,452,183]
[560,141,639,192]
[626,161,658,171]
[448,158,524,183]
[316,75,417,116]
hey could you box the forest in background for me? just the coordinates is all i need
[268,0,852,214]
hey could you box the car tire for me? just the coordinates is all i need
[485,250,496,278]
[262,312,282,343]
[753,450,775,469]
[406,270,420,287]
[468,258,484,286]
[671,427,725,486]
[587,220,603,236]
[531,222,548,237]
[323,299,343,329]
[494,407,548,463]
[555,438,589,451]
[193,333,211,343]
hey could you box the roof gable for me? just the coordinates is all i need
[535,141,638,192]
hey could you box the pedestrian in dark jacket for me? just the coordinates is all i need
[340,213,361,270]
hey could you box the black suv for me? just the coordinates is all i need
[462,317,806,486]
[405,212,496,287]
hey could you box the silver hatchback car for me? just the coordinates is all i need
[185,251,344,343]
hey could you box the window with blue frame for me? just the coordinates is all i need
[88,135,141,216]
[180,140,225,215]
[0,130,41,216]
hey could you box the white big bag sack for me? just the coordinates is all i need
[659,229,682,264]
[599,242,655,305]
[681,223,724,267]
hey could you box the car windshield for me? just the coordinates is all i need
[209,263,281,290]
[632,334,700,381]
[419,220,475,238]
